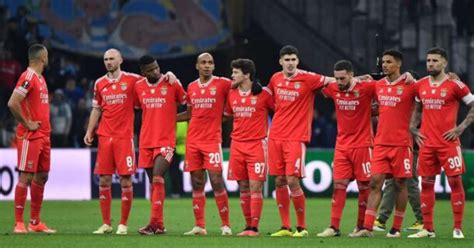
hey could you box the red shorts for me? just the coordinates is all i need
[371,145,413,178]
[17,136,50,173]
[268,139,306,177]
[228,139,268,181]
[418,146,465,177]
[138,147,175,168]
[94,136,136,175]
[333,147,372,181]
[184,142,223,172]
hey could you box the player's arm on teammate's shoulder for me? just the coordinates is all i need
[409,101,425,146]
[7,91,41,131]
[442,92,474,141]
[84,107,102,146]
[177,105,192,122]
[163,71,177,84]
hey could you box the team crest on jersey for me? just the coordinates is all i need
[251,96,257,105]
[210,86,217,95]
[112,84,117,90]
[353,90,359,98]
[396,86,404,95]
[120,82,128,90]
[440,88,447,97]
[160,86,168,95]
[294,81,301,89]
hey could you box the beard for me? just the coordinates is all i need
[428,69,441,77]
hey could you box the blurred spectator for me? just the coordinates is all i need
[0,5,7,41]
[309,110,334,148]
[452,0,474,37]
[0,117,17,148]
[70,98,90,147]
[64,77,85,108]
[0,49,22,120]
[50,89,72,147]
[24,18,44,46]
[4,17,28,66]
[15,5,29,34]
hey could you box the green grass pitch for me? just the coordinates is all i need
[0,198,472,247]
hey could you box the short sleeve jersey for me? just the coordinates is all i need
[134,77,187,148]
[374,76,417,147]
[224,87,274,141]
[92,71,142,139]
[267,70,326,142]
[322,80,375,149]
[14,68,51,139]
[186,76,231,144]
[416,76,472,147]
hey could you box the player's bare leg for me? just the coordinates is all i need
[209,170,231,235]
[386,178,408,238]
[93,175,113,234]
[139,156,170,235]
[318,179,349,237]
[350,174,385,238]
[116,175,133,235]
[271,175,292,237]
[287,175,307,237]
[184,170,208,235]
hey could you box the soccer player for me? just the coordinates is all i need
[8,44,56,234]
[351,49,417,238]
[317,60,375,237]
[224,58,274,236]
[134,55,187,235]
[84,48,141,235]
[267,45,334,237]
[408,47,474,239]
[178,53,232,236]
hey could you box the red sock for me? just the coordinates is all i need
[99,186,112,225]
[30,181,45,225]
[393,209,405,230]
[421,178,435,231]
[275,185,290,229]
[330,184,347,229]
[250,190,263,228]
[14,182,28,223]
[120,186,133,225]
[192,190,206,228]
[448,177,465,229]
[290,187,306,229]
[150,176,165,226]
[214,189,230,226]
[357,182,369,228]
[240,191,251,227]
[363,208,377,231]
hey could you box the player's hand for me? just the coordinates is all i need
[410,127,426,146]
[356,74,373,81]
[83,131,95,146]
[442,125,465,141]
[26,120,41,131]
[403,72,415,84]
[164,71,177,84]
[447,72,460,81]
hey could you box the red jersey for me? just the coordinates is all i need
[92,71,142,139]
[322,80,375,149]
[416,76,473,147]
[267,69,326,142]
[374,76,417,147]
[224,87,274,142]
[186,76,231,144]
[134,77,187,148]
[13,68,51,140]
